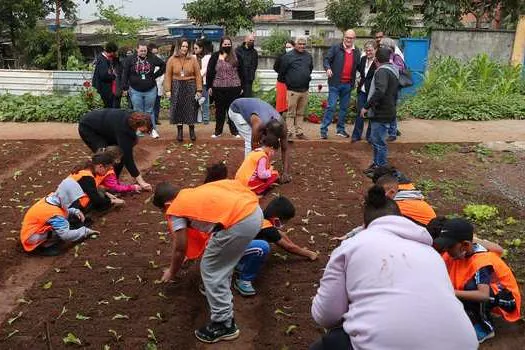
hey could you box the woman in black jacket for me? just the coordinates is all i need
[273,40,295,115]
[351,41,377,143]
[78,109,153,191]
[206,36,245,138]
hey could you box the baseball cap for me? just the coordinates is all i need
[433,218,474,250]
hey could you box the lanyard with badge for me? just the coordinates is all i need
[136,57,150,80]
[178,57,186,77]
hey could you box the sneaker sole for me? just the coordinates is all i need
[194,329,240,343]
[233,283,256,297]
[479,332,495,344]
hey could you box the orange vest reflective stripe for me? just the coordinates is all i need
[396,199,436,225]
[235,150,268,188]
[69,169,95,208]
[167,179,258,229]
[444,251,522,322]
[95,169,115,188]
[20,197,67,252]
[262,219,273,229]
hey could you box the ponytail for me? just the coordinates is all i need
[363,185,400,227]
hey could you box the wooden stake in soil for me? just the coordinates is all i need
[45,322,53,350]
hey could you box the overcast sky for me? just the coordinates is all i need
[77,0,186,20]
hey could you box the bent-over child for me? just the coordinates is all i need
[235,133,280,195]
[95,146,141,194]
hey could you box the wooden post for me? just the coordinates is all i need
[510,15,525,67]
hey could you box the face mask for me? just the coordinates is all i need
[285,47,293,53]
[247,42,254,48]
[222,46,232,54]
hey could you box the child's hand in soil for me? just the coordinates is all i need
[111,197,125,206]
[85,228,100,237]
[305,249,319,261]
[331,235,348,241]
[161,268,175,282]
[133,184,142,192]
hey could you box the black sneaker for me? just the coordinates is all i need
[320,134,327,140]
[336,131,350,138]
[387,136,397,142]
[363,164,378,178]
[195,319,240,343]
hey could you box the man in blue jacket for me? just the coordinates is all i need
[320,29,361,139]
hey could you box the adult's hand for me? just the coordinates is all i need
[208,88,213,97]
[360,108,368,118]
[326,69,333,78]
[161,267,175,282]
[136,175,152,191]
[280,173,291,183]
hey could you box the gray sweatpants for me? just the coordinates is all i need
[200,206,263,323]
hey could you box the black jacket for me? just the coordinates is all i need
[206,51,245,88]
[92,53,116,97]
[279,50,313,92]
[323,44,361,86]
[121,53,165,92]
[235,44,258,82]
[273,52,287,83]
[357,56,377,94]
[364,64,399,123]
[78,109,140,178]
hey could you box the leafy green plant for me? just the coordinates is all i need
[400,55,525,121]
[463,204,499,223]
[261,30,290,56]
[415,179,436,195]
[421,144,459,159]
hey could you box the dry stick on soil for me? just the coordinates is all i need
[45,322,53,350]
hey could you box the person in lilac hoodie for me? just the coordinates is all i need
[310,185,478,350]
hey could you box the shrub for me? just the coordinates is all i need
[400,55,525,121]
[463,204,499,223]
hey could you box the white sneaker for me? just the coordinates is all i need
[234,134,241,139]
[151,129,160,139]
[211,133,222,138]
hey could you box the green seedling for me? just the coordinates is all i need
[464,204,499,223]
[149,261,159,269]
[7,312,23,325]
[62,332,81,345]
[273,252,288,261]
[73,245,80,258]
[145,342,158,350]
[153,280,163,285]
[17,298,32,305]
[136,275,143,283]
[108,329,122,341]
[75,313,91,320]
[5,329,19,340]
[112,314,129,320]
[54,268,62,273]
[132,233,141,242]
[42,281,53,290]
[148,313,163,321]
[97,300,109,305]
[57,306,68,319]
[13,170,22,180]
[84,260,92,270]
[104,345,111,350]
[113,293,131,301]
[147,328,157,343]
[285,325,298,335]
[505,217,518,225]
[274,309,292,317]
[113,276,125,285]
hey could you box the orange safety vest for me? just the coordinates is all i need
[68,169,95,208]
[262,219,273,229]
[95,168,115,188]
[396,199,436,226]
[398,183,416,191]
[167,179,258,229]
[444,251,522,322]
[20,197,67,252]
[235,150,269,189]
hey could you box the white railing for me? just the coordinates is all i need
[0,69,329,95]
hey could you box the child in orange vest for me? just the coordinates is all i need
[434,218,521,344]
[20,181,99,256]
[95,146,141,193]
[235,133,280,195]
[153,180,262,344]
[234,196,319,296]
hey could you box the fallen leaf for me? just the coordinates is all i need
[113,293,131,302]
[84,260,92,270]
[274,309,292,317]
[5,329,19,340]
[112,314,129,320]
[57,306,67,319]
[62,332,81,345]
[108,329,122,341]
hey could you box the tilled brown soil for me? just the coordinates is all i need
[0,140,523,349]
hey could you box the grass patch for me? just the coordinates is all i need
[420,144,459,159]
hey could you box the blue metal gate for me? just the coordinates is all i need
[398,38,430,97]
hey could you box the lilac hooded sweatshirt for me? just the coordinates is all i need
[312,216,478,350]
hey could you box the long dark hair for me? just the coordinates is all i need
[128,112,153,133]
[363,185,401,227]
[219,36,237,66]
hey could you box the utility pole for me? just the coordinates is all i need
[56,0,62,70]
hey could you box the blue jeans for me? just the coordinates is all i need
[352,90,371,141]
[202,84,209,124]
[370,121,390,166]
[388,90,399,137]
[129,86,157,130]
[153,95,161,125]
[235,240,270,281]
[320,83,352,136]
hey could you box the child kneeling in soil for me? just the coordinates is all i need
[234,196,318,296]
[64,153,125,214]
[153,179,263,344]
[311,185,478,350]
[95,146,141,194]
[235,133,280,195]
[20,181,99,256]
[433,218,521,344]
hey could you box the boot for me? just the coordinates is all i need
[189,125,196,141]
[177,125,183,142]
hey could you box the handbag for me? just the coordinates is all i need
[399,68,413,88]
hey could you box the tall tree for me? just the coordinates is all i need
[368,0,413,37]
[325,0,364,32]
[183,0,273,36]
[0,0,46,52]
[96,4,150,47]
[422,0,463,29]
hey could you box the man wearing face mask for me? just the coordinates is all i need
[435,218,521,344]
[235,34,258,98]
[121,42,166,130]
[273,40,295,116]
[92,42,119,108]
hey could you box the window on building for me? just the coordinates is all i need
[304,30,310,36]
[327,31,335,39]
[255,29,270,37]
[292,10,315,20]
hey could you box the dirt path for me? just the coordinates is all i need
[0,119,524,142]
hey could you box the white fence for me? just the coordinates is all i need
[0,69,329,95]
